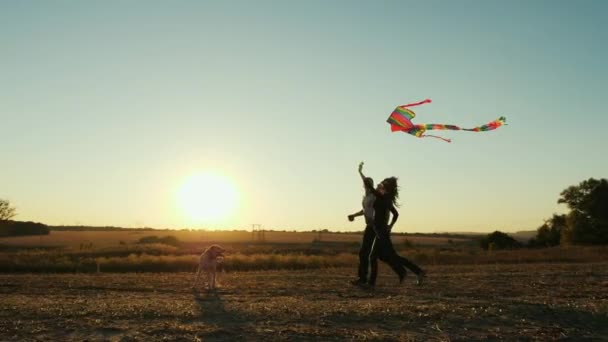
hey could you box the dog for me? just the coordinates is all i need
[193,244,226,290]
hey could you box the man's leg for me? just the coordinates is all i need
[357,224,376,282]
[368,236,379,286]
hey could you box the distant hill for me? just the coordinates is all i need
[436,230,538,243]
[511,230,537,242]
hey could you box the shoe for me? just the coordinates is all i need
[399,273,406,285]
[350,279,366,287]
[416,271,426,286]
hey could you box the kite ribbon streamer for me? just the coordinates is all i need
[387,99,506,143]
[401,98,432,108]
[409,117,506,142]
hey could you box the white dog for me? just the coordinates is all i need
[193,245,226,290]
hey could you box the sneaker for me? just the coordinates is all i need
[399,273,406,285]
[416,271,426,286]
[350,279,367,287]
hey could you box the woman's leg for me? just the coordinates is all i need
[373,227,406,283]
[397,254,426,285]
[398,255,423,275]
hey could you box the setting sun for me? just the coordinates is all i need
[176,172,238,224]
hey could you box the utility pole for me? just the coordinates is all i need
[251,224,265,242]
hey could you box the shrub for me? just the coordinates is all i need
[480,231,521,250]
[138,235,180,246]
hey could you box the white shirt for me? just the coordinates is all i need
[362,192,375,224]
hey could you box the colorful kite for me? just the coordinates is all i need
[387,99,506,143]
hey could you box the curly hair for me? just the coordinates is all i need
[381,177,400,207]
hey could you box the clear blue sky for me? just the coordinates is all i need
[2,1,606,232]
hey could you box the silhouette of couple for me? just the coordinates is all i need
[348,162,425,289]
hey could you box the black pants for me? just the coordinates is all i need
[357,223,376,282]
[368,226,423,285]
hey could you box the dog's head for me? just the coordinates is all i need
[204,244,226,260]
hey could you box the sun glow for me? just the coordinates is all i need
[176,172,238,224]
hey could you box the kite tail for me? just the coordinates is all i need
[421,134,452,143]
[401,99,432,108]
[412,118,505,143]
[409,125,452,143]
[461,116,507,132]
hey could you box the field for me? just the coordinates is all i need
[1,263,607,341]
[0,229,470,248]
[0,230,478,273]
[1,230,607,340]
[2,230,608,274]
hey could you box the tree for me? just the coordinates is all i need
[529,214,566,247]
[480,231,521,250]
[558,178,608,245]
[0,199,16,221]
[561,210,608,245]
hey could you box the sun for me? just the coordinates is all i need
[176,172,238,224]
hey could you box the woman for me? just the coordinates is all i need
[365,176,426,288]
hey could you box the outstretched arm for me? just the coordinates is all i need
[348,210,364,221]
[389,205,399,231]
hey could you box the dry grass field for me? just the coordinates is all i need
[2,229,607,274]
[1,263,607,341]
[0,230,470,248]
[2,230,607,340]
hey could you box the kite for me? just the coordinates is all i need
[387,99,506,143]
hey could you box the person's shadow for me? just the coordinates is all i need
[193,289,230,323]
[192,288,254,340]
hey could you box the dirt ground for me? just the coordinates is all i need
[1,263,607,341]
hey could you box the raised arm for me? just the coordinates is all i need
[358,162,366,181]
[359,162,379,195]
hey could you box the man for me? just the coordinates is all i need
[348,162,377,286]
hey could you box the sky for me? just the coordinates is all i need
[1,0,607,233]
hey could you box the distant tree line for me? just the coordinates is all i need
[530,178,608,246]
[482,178,608,250]
[0,199,49,237]
[0,221,49,237]
[51,225,159,232]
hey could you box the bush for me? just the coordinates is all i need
[480,231,521,250]
[138,235,180,246]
